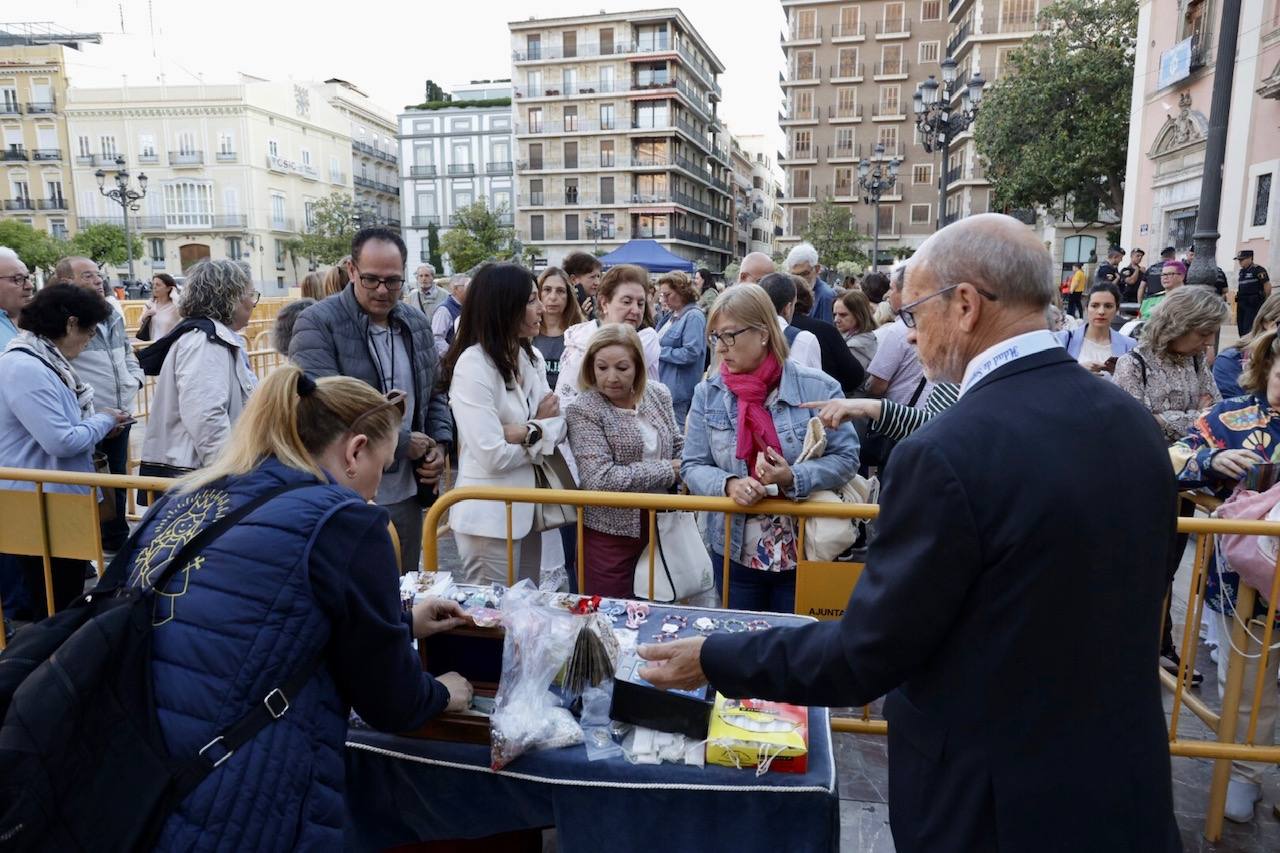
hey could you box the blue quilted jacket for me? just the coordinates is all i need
[125,457,447,851]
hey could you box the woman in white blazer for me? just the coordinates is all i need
[441,263,567,586]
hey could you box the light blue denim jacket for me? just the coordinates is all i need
[682,362,860,564]
[657,306,707,407]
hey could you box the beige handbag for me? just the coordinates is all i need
[530,448,579,531]
[794,418,877,561]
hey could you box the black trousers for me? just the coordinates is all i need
[17,554,87,620]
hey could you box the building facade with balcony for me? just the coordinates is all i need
[736,132,785,257]
[398,81,515,275]
[0,24,102,242]
[321,78,400,230]
[778,0,951,260]
[65,79,355,291]
[509,9,732,271]
[1122,1,1280,278]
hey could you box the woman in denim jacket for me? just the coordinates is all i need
[655,270,707,429]
[682,284,860,612]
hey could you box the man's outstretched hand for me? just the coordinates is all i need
[637,637,708,691]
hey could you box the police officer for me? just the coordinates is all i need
[1095,245,1124,285]
[1235,249,1271,336]
[1118,248,1145,303]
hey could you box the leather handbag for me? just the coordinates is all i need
[530,448,579,532]
[633,508,714,603]
[795,417,877,561]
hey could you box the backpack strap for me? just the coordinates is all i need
[1131,350,1148,387]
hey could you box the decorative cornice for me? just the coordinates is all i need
[64,104,249,119]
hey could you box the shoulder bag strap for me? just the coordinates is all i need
[906,376,928,408]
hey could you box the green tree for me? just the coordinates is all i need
[438,202,517,273]
[974,0,1137,225]
[424,80,448,103]
[67,223,143,270]
[801,197,869,268]
[427,222,444,272]
[0,219,66,275]
[282,192,360,268]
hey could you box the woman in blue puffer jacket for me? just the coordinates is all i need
[121,365,472,851]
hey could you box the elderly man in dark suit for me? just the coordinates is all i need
[642,213,1181,853]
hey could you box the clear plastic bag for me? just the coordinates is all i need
[580,683,622,762]
[489,580,583,770]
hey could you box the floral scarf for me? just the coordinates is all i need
[5,330,96,419]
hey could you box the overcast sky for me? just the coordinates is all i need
[29,0,786,156]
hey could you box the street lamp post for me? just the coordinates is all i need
[585,215,601,254]
[914,56,984,230]
[858,143,901,272]
[95,156,147,285]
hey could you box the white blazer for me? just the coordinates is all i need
[448,343,567,539]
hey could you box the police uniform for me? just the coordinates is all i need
[1236,250,1270,335]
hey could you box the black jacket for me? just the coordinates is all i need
[789,313,865,395]
[701,348,1180,853]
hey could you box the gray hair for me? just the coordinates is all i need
[416,263,436,276]
[0,246,21,265]
[273,298,315,353]
[909,213,1054,309]
[180,259,252,325]
[449,273,470,291]
[785,242,819,271]
[1142,286,1229,354]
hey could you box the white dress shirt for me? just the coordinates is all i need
[777,316,822,371]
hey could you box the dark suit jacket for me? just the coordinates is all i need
[701,348,1181,853]
[790,313,865,395]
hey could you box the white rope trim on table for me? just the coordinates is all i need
[345,740,838,794]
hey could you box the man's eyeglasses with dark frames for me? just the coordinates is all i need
[897,283,999,329]
[0,274,33,287]
[352,264,405,293]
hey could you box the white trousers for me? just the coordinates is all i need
[453,531,543,587]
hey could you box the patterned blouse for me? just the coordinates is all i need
[1171,394,1280,617]
[1114,344,1221,443]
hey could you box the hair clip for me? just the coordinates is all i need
[296,373,317,397]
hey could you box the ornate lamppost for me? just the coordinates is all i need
[914,56,984,230]
[858,143,900,272]
[95,156,147,284]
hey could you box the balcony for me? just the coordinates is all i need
[675,117,713,154]
[270,218,296,233]
[211,215,248,228]
[32,148,62,161]
[486,161,513,174]
[787,146,818,164]
[4,198,34,211]
[36,198,68,210]
[352,140,398,165]
[829,103,865,122]
[0,103,19,115]
[783,65,822,86]
[830,62,866,82]
[517,119,602,136]
[826,143,859,162]
[870,102,907,120]
[26,100,55,114]
[783,24,822,45]
[330,171,347,184]
[169,150,204,166]
[525,192,545,207]
[874,59,911,79]
[980,12,1043,37]
[832,21,867,41]
[671,226,731,253]
[412,215,441,227]
[875,18,912,39]
[2,147,28,162]
[947,21,971,57]
[215,150,238,162]
[446,163,476,176]
[353,175,400,194]
[514,80,620,99]
[138,152,160,164]
[410,165,437,177]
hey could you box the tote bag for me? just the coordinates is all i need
[795,418,877,561]
[1217,481,1280,597]
[633,510,714,602]
[530,448,578,532]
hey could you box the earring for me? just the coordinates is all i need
[345,468,356,479]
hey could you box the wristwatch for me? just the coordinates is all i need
[523,422,543,447]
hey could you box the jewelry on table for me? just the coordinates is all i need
[693,616,719,634]
[746,619,772,632]
[625,601,650,630]
[659,614,687,635]
[723,618,748,634]
[649,631,679,642]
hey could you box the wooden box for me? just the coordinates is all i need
[404,624,505,745]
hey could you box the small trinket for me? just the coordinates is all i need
[723,618,748,634]
[693,616,719,634]
[746,619,771,632]
[625,601,650,630]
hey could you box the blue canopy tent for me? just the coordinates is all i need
[597,239,695,273]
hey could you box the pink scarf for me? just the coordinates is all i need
[720,353,784,479]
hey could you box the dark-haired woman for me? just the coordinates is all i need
[1055,283,1136,374]
[138,272,181,341]
[442,263,567,586]
[117,364,471,849]
[0,284,132,616]
[533,266,584,391]
[695,267,720,314]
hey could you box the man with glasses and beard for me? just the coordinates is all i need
[290,227,452,573]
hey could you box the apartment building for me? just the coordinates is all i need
[509,9,733,271]
[736,132,785,256]
[730,135,754,257]
[399,81,515,274]
[65,80,356,292]
[321,78,400,229]
[778,0,951,261]
[0,23,102,242]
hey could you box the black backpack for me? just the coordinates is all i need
[0,481,320,852]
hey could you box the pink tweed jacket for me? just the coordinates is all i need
[565,383,682,538]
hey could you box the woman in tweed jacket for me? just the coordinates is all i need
[566,324,683,597]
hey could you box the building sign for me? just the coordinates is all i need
[1159,38,1193,89]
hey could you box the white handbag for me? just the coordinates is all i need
[633,510,715,602]
[530,448,579,532]
[795,418,878,561]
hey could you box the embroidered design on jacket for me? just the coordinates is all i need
[129,489,231,626]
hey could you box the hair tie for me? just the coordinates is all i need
[297,373,317,397]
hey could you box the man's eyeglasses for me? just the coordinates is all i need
[76,270,103,282]
[897,283,999,329]
[348,389,407,434]
[709,327,760,348]
[0,274,32,287]
[353,264,404,293]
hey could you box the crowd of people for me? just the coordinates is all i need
[2,214,1280,845]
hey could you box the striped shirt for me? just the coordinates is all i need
[869,381,960,442]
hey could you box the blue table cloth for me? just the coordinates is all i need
[344,604,839,853]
